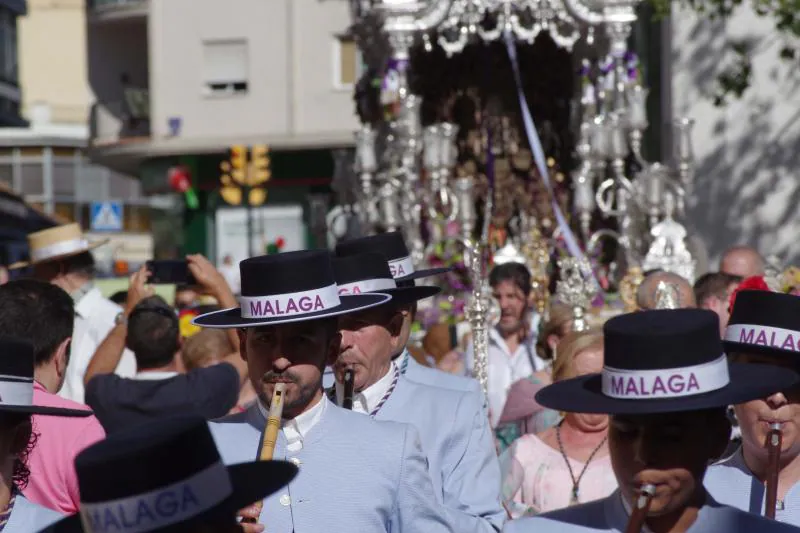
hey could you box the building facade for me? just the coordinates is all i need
[87,0,360,261]
[0,0,164,273]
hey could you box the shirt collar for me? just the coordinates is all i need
[335,362,396,414]
[258,392,328,447]
[132,371,179,381]
[74,285,102,318]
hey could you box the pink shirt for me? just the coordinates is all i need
[500,433,617,517]
[26,382,106,514]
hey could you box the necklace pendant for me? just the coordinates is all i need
[570,487,579,505]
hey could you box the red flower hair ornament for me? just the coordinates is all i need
[728,276,771,313]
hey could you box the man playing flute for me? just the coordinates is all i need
[194,250,453,533]
[504,309,800,533]
[331,252,504,532]
[335,232,484,397]
[706,288,800,524]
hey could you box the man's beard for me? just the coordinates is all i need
[258,374,322,416]
[496,317,523,336]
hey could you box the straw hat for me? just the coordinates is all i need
[9,223,108,269]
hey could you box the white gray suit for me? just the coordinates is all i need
[208,397,452,533]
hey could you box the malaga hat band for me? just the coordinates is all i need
[726,324,800,353]
[79,461,232,533]
[239,284,340,319]
[388,256,414,279]
[337,278,396,295]
[601,354,730,400]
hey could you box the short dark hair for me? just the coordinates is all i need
[694,272,743,305]
[62,251,96,278]
[0,280,74,367]
[489,262,532,297]
[127,296,179,370]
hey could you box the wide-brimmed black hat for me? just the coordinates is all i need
[42,415,297,533]
[536,309,798,414]
[193,250,390,328]
[333,252,440,306]
[0,337,91,417]
[335,232,451,282]
[723,289,800,359]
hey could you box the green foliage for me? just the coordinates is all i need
[648,0,799,105]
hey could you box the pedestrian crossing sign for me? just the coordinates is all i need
[90,202,123,232]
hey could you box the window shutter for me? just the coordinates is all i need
[203,40,248,85]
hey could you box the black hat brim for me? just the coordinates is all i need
[43,460,298,533]
[375,286,440,306]
[0,405,92,417]
[535,362,798,415]
[396,267,452,282]
[192,293,391,328]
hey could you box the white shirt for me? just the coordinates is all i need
[60,287,137,404]
[466,318,543,428]
[258,393,327,453]
[334,362,396,415]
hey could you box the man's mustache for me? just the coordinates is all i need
[261,371,299,384]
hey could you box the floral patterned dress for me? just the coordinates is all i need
[499,433,618,518]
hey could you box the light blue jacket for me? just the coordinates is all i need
[705,447,800,525]
[502,490,800,532]
[208,398,453,533]
[375,374,504,533]
[17,494,62,532]
[398,348,483,397]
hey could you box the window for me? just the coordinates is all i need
[0,9,17,84]
[334,36,363,89]
[203,40,248,96]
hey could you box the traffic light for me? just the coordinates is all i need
[250,144,271,186]
[229,145,248,185]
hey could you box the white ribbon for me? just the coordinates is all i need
[504,33,599,285]
[0,376,33,406]
[80,461,232,533]
[338,278,396,295]
[601,355,730,399]
[240,284,340,319]
[388,256,415,279]
[31,238,90,261]
[726,324,800,352]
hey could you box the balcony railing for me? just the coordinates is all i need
[88,0,148,19]
[90,90,151,146]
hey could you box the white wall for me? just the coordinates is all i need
[149,0,358,142]
[672,4,800,266]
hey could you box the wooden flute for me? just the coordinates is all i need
[242,382,287,524]
[624,484,656,533]
[765,422,783,519]
[342,368,355,410]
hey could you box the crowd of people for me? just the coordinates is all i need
[0,221,796,532]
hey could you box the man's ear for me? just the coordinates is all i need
[326,332,342,367]
[54,337,71,377]
[237,329,248,362]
